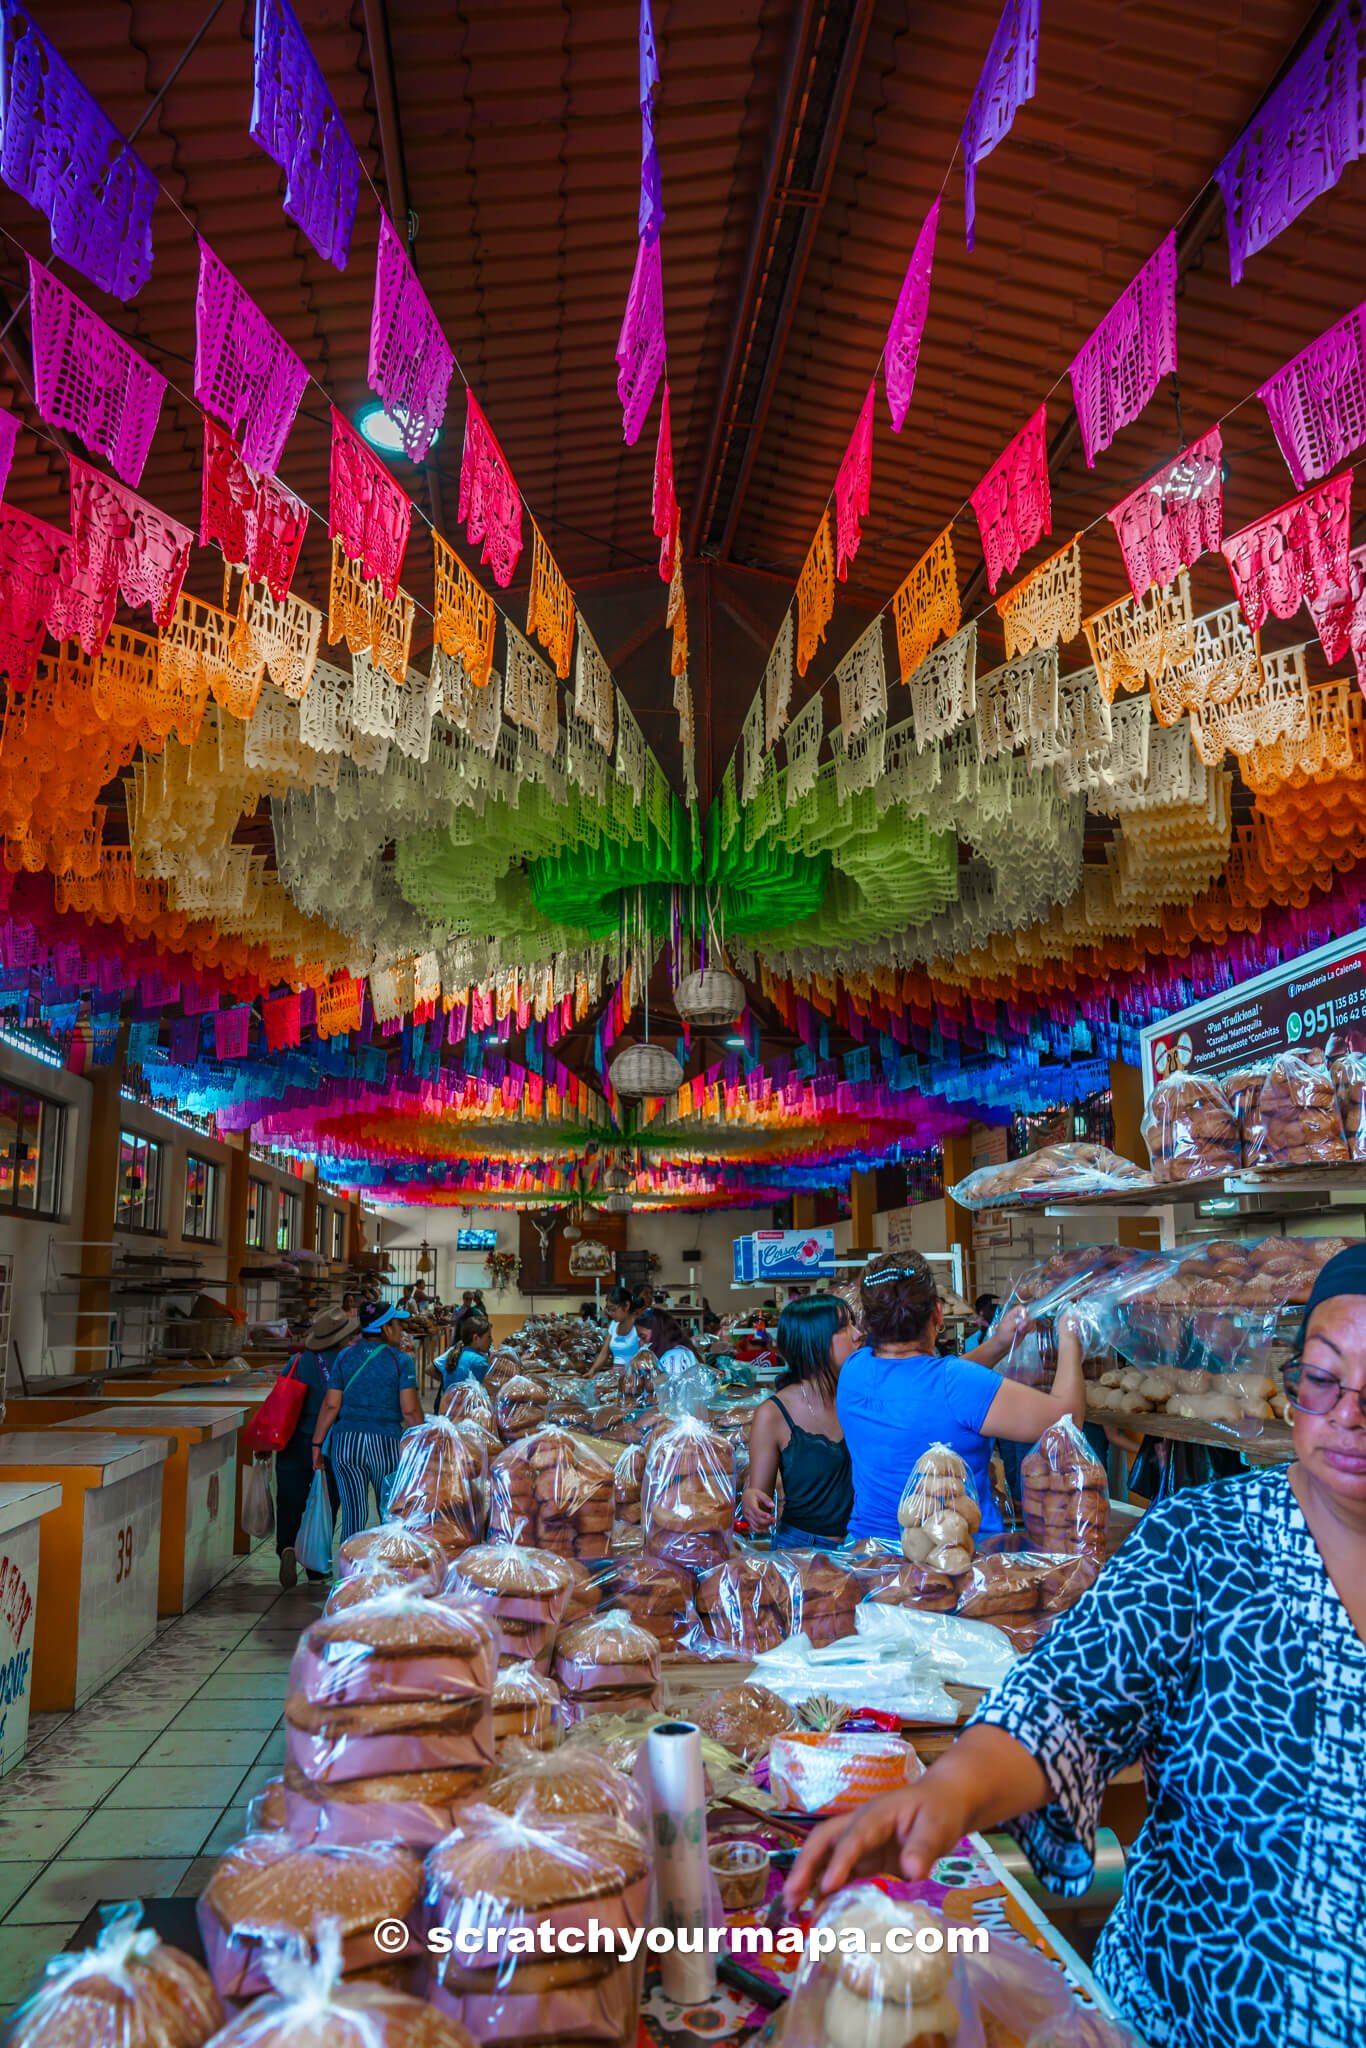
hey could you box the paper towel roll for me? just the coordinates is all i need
[644,1718,716,2001]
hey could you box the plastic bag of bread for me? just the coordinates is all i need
[422,1804,650,2043]
[485,1734,646,1829]
[551,1607,661,1722]
[196,1834,424,1999]
[493,1373,550,1442]
[336,1521,447,1589]
[691,1552,803,1655]
[492,1661,562,1751]
[323,1566,411,1616]
[768,1730,921,1815]
[1142,1070,1240,1183]
[896,1444,981,1574]
[1021,1419,1108,1558]
[692,1679,795,1762]
[998,1245,1156,1385]
[641,1413,736,1572]
[578,1553,699,1650]
[1,1902,222,2048]
[1331,1048,1366,1161]
[780,1886,980,2048]
[954,1547,1099,1625]
[612,1441,644,1526]
[1241,1048,1350,1168]
[948,1141,1153,1209]
[202,1922,473,2048]
[482,1353,523,1395]
[440,1376,495,1429]
[444,1542,574,1670]
[487,1426,615,1559]
[385,1416,486,1554]
[783,1550,863,1645]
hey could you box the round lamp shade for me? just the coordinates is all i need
[603,1190,634,1214]
[673,968,745,1027]
[609,1042,684,1098]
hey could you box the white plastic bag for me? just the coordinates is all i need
[294,1469,335,1576]
[748,1631,960,1724]
[241,1461,274,1540]
[853,1598,1018,1690]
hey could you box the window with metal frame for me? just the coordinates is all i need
[183,1154,221,1242]
[0,1084,67,1221]
[115,1130,163,1233]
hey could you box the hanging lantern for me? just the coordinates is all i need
[416,1240,432,1274]
[606,1163,630,1191]
[603,1190,633,1214]
[609,1042,684,1098]
[673,967,745,1027]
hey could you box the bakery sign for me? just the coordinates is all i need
[1140,926,1366,1096]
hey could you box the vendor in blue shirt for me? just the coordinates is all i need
[437,1310,494,1395]
[837,1250,1085,1540]
[311,1305,424,1546]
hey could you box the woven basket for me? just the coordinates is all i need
[673,968,745,1027]
[609,1042,684,1098]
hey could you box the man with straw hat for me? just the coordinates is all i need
[276,1304,356,1586]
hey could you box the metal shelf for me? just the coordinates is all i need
[1087,1400,1293,1467]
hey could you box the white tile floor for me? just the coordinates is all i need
[0,1546,315,2014]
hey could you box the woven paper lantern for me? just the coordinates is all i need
[603,1190,634,1214]
[609,1042,684,1098]
[673,968,745,1027]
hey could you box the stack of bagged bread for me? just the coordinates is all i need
[484,1740,645,1829]
[894,1445,981,1606]
[1021,1420,1108,1558]
[583,1553,697,1649]
[336,1522,447,1591]
[200,1941,476,2048]
[445,1543,575,1671]
[694,1553,800,1654]
[197,1834,425,1998]
[954,1548,1100,1624]
[487,1426,615,1559]
[493,1374,551,1442]
[1142,1071,1241,1183]
[551,1607,661,1722]
[281,1586,498,1848]
[787,1551,864,1645]
[641,1413,736,1572]
[385,1416,487,1557]
[422,1804,650,2044]
[612,1441,644,1527]
[441,1376,496,1429]
[491,1662,562,1751]
[1241,1050,1350,1168]
[1,1907,223,2048]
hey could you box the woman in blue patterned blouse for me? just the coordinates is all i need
[787,1243,1366,2048]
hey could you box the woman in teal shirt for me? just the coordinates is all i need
[438,1310,494,1395]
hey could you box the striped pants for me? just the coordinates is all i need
[327,1428,404,1547]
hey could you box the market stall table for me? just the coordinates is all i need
[56,1405,248,1615]
[0,1432,168,1711]
[95,1381,276,1554]
[0,1479,60,1773]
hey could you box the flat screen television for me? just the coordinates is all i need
[455,1227,499,1250]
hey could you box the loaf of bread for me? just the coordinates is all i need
[485,1740,645,1828]
[693,1681,796,1762]
[207,1975,474,2048]
[1,1909,223,2048]
[491,1661,562,1750]
[612,1441,644,1525]
[336,1522,447,1589]
[493,1374,551,1442]
[788,1552,864,1646]
[385,1417,486,1553]
[487,1426,615,1560]
[445,1542,575,1670]
[694,1554,800,1654]
[1242,1050,1350,1168]
[583,1554,697,1648]
[551,1607,661,1721]
[799,1890,962,2048]
[896,1444,981,1576]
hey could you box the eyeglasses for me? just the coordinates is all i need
[1283,1358,1366,1423]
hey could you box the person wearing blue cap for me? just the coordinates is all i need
[787,1240,1366,2048]
[311,1304,424,1547]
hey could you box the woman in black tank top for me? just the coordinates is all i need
[743,1294,857,1549]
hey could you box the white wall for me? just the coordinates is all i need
[0,1040,90,1384]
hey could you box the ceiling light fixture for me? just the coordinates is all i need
[725,1033,746,1049]
[356,403,437,457]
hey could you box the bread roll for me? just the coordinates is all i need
[197,1835,423,1999]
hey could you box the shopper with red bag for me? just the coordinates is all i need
[268,1305,354,1586]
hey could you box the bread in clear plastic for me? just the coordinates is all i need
[196,1833,424,1998]
[201,1923,471,2048]
[336,1521,448,1588]
[324,1567,414,1616]
[780,1885,969,2048]
[1331,1048,1366,1161]
[896,1444,980,1574]
[440,1376,495,1429]
[487,1426,615,1560]
[485,1737,646,1829]
[492,1661,563,1751]
[692,1680,796,1762]
[693,1552,802,1654]
[1142,1071,1240,1184]
[612,1441,644,1526]
[1242,1048,1350,1168]
[1,1902,222,2048]
[576,1554,698,1648]
[421,1804,650,2044]
[948,1141,1152,1210]
[954,1546,1099,1624]
[482,1354,523,1395]
[493,1373,551,1442]
[1021,1419,1108,1558]
[444,1541,575,1670]
[551,1606,661,1721]
[640,1413,736,1573]
[384,1416,487,1556]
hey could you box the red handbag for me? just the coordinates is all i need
[243,1354,309,1452]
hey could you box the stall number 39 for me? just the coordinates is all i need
[114,1525,135,1584]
